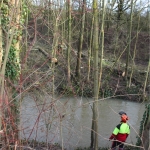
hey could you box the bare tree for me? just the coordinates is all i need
[0,0,3,132]
[75,0,86,80]
[87,15,94,82]
[91,0,99,149]
[98,0,105,90]
[125,0,134,86]
[67,0,72,83]
[129,1,140,87]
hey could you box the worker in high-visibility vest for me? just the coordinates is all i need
[109,111,130,150]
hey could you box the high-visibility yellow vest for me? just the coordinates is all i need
[113,122,130,135]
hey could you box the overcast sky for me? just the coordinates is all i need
[31,0,149,13]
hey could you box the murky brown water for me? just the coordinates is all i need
[20,95,146,149]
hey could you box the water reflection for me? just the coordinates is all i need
[20,96,145,149]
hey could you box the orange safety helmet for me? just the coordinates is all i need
[121,114,129,122]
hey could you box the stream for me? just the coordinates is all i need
[20,95,146,149]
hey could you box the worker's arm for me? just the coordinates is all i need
[109,124,120,140]
[109,134,116,140]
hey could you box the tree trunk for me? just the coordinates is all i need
[125,0,133,87]
[91,0,99,149]
[87,16,94,82]
[61,0,66,45]
[9,0,21,142]
[67,0,71,83]
[142,6,150,100]
[51,10,60,98]
[0,0,3,133]
[48,0,51,38]
[12,0,21,67]
[98,0,105,90]
[75,0,86,79]
[143,60,150,100]
[129,3,140,87]
[106,1,110,31]
[117,0,124,22]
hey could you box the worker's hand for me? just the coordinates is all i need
[109,135,114,140]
